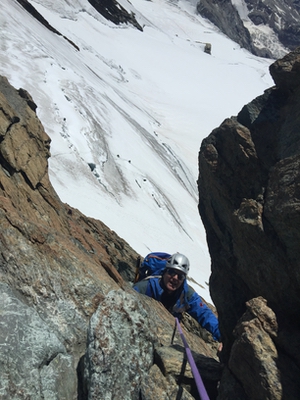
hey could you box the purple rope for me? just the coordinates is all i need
[175,318,210,400]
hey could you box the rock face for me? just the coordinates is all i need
[198,47,300,398]
[84,290,156,399]
[197,0,255,55]
[5,42,300,398]
[0,75,220,399]
[0,74,136,399]
[245,0,300,50]
[87,0,143,31]
[197,0,300,59]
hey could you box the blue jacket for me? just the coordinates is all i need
[133,277,221,341]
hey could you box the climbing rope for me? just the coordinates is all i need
[172,317,210,400]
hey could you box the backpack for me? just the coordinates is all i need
[134,252,171,283]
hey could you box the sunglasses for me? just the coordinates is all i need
[165,268,186,281]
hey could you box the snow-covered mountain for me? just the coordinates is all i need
[198,0,299,59]
[0,0,275,300]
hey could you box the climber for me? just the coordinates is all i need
[133,253,221,343]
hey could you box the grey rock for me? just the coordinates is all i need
[229,297,281,400]
[0,283,74,400]
[197,0,300,58]
[140,364,195,400]
[84,290,155,400]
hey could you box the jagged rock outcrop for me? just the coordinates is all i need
[83,290,222,399]
[15,0,143,52]
[0,74,136,399]
[15,0,80,51]
[0,75,220,399]
[198,47,300,398]
[84,290,156,399]
[229,297,281,399]
[87,0,143,31]
[197,0,256,55]
[197,0,300,59]
[245,0,300,50]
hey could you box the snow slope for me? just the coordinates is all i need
[0,0,274,301]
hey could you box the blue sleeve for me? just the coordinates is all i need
[133,280,149,294]
[133,278,162,299]
[187,291,221,341]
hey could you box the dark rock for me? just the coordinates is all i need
[229,297,281,399]
[88,0,143,31]
[15,0,80,51]
[197,0,255,55]
[197,0,300,58]
[269,46,300,92]
[198,47,300,397]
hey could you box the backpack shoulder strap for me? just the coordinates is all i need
[186,284,195,301]
[134,255,142,283]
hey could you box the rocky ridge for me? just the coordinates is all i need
[2,44,300,397]
[197,0,300,59]
[2,1,300,397]
[16,0,298,60]
[199,47,300,398]
[0,75,220,399]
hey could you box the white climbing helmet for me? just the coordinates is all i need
[166,253,190,275]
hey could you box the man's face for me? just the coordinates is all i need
[162,268,185,293]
